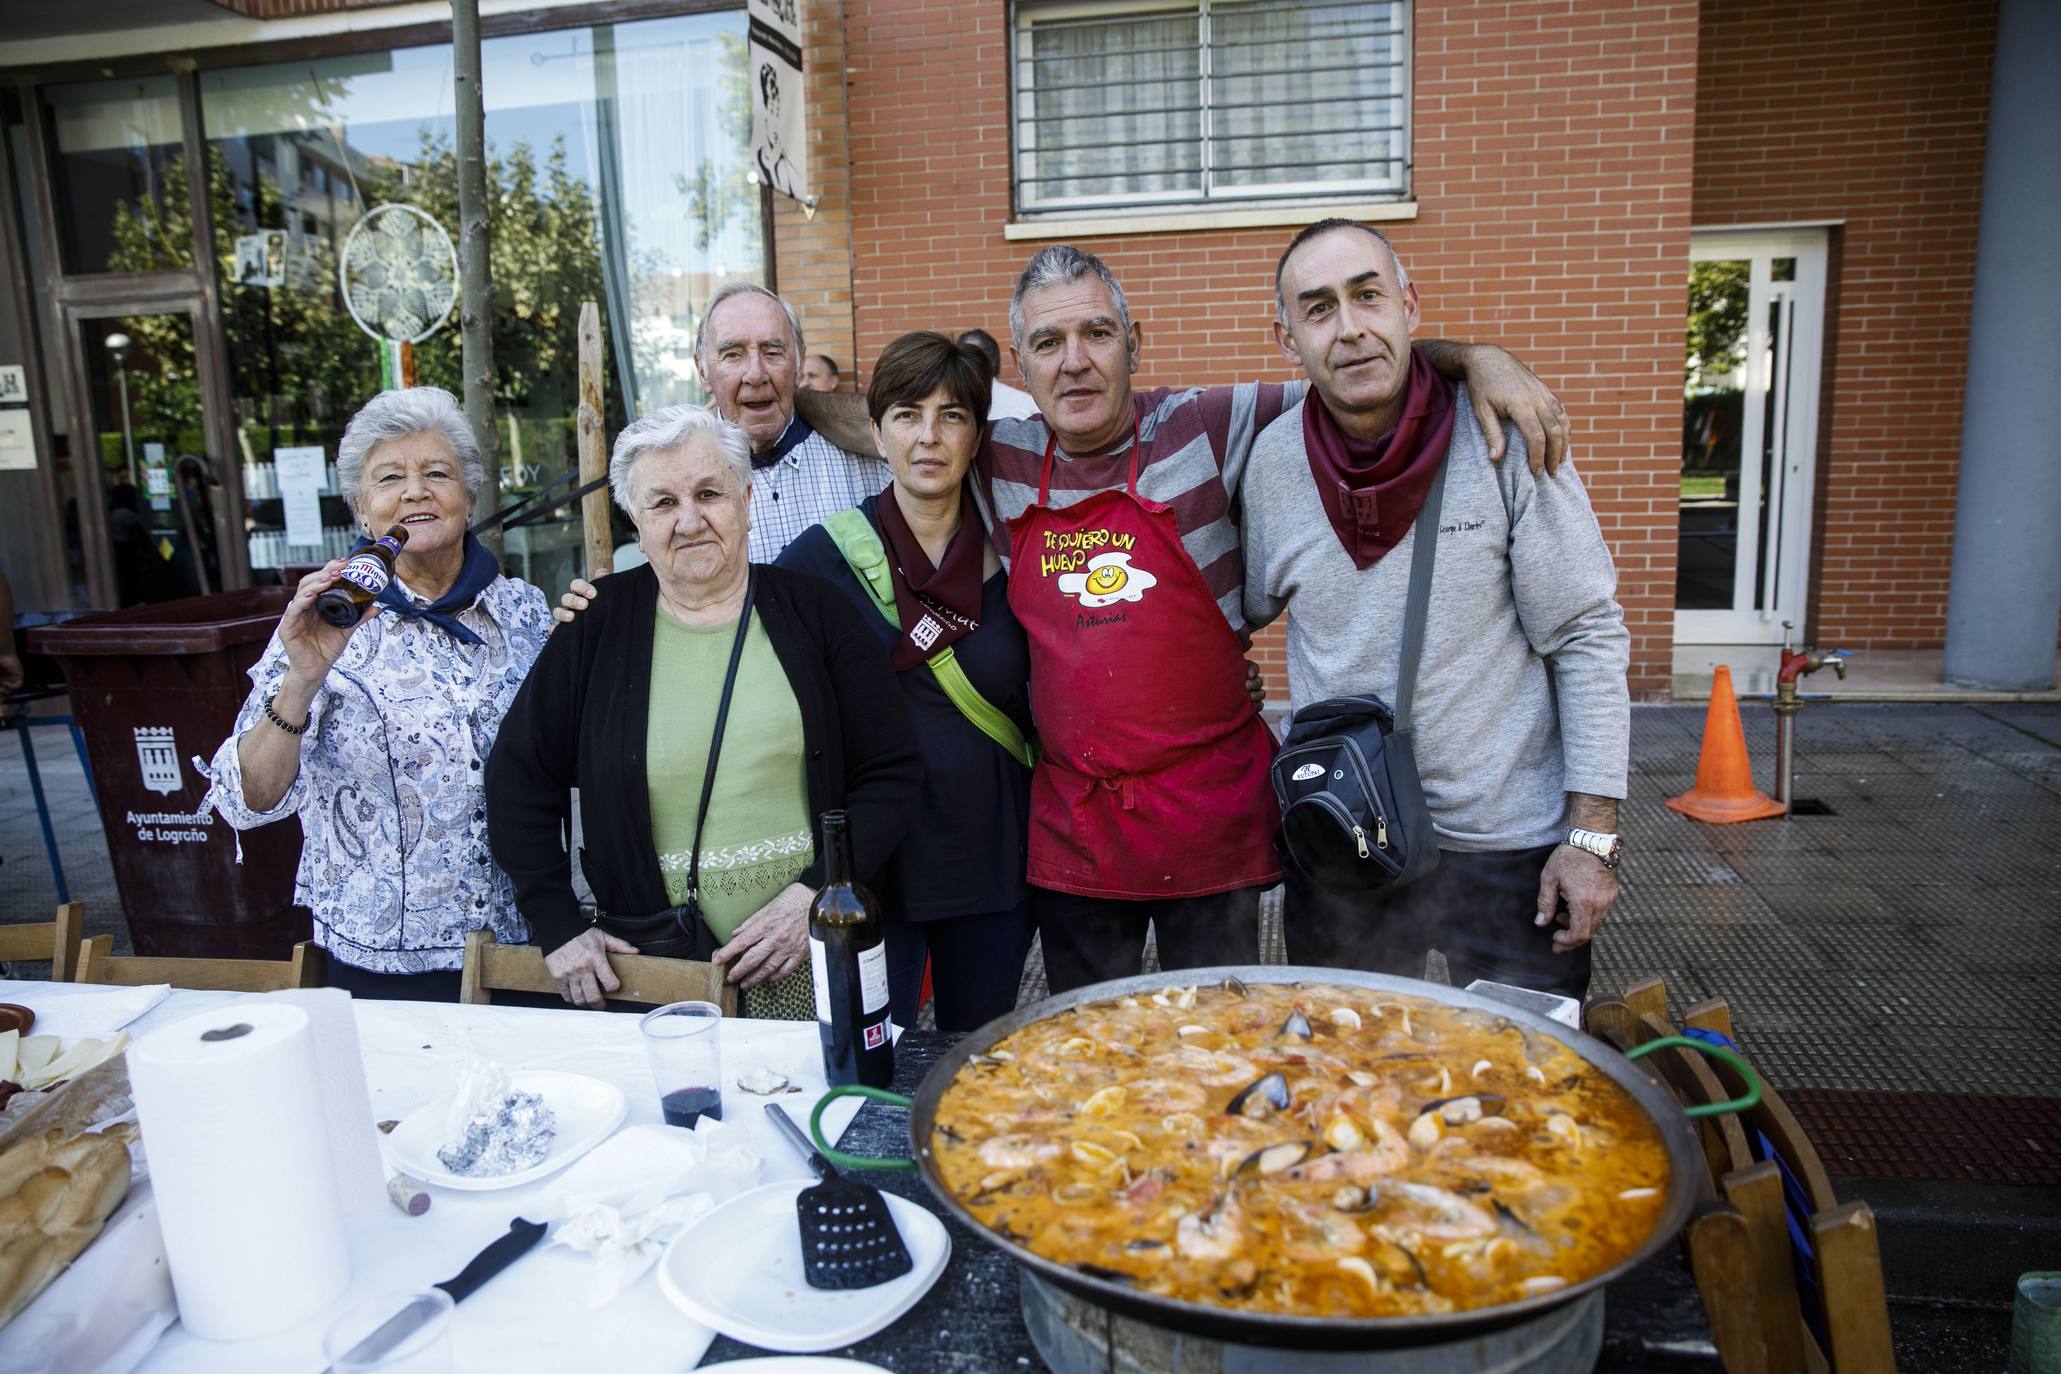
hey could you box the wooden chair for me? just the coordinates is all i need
[0,901,85,981]
[1594,978,1895,1374]
[74,934,325,993]
[459,929,739,1015]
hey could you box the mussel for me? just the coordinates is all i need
[1221,974,1251,998]
[1215,1257,1261,1297]
[1278,1009,1314,1040]
[1494,1198,1539,1236]
[1077,1262,1134,1285]
[1226,1071,1291,1119]
[1421,1092,1508,1121]
[1236,1140,1315,1176]
[1331,1184,1377,1213]
[1370,1234,1430,1288]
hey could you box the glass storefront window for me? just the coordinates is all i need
[43,76,192,274]
[74,311,222,605]
[198,11,760,596]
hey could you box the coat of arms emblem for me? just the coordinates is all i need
[134,726,182,796]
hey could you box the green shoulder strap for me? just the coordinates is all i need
[821,510,1036,769]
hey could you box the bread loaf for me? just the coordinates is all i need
[0,1125,134,1327]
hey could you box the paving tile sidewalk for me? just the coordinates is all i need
[5,702,2059,1106]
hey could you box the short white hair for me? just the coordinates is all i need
[336,387,484,514]
[609,405,753,515]
[693,282,805,372]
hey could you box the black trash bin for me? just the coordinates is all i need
[26,590,312,959]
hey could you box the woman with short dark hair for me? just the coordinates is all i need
[777,331,1037,1031]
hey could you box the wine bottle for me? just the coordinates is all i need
[808,810,893,1088]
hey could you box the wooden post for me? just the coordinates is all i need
[1722,1161,1810,1374]
[577,302,611,579]
[1811,1203,1896,1372]
[1688,1204,1773,1374]
[452,0,501,553]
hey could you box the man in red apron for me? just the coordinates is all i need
[975,247,1570,992]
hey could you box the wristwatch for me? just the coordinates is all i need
[1567,828,1623,871]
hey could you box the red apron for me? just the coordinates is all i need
[1005,417,1281,900]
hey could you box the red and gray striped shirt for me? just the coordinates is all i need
[972,383,1300,635]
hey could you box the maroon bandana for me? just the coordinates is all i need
[875,486,985,670]
[1300,350,1457,570]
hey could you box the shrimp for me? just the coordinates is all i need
[1157,1045,1259,1087]
[1176,1193,1247,1261]
[1446,1154,1548,1191]
[1283,1145,1410,1185]
[1379,1182,1497,1242]
[1279,1202,1367,1261]
[1125,1076,1209,1115]
[1290,1111,1413,1183]
[978,1134,1063,1172]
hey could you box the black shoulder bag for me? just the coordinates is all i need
[594,571,756,959]
[1270,458,1449,895]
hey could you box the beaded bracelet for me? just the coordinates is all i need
[264,695,310,736]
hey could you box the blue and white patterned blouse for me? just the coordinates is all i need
[198,575,554,974]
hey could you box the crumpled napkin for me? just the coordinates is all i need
[548,1121,763,1307]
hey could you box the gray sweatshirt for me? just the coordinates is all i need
[1242,386,1630,852]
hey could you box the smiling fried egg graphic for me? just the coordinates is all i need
[1057,551,1157,607]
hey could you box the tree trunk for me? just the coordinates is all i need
[452,0,500,552]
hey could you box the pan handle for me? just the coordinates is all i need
[1625,1035,1763,1118]
[807,1085,919,1172]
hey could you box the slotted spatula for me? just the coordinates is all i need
[765,1101,914,1290]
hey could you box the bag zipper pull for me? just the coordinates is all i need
[1352,825,1370,859]
[1376,817,1389,849]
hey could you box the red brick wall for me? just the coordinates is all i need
[834,0,1700,697]
[773,0,860,390]
[1694,0,1995,649]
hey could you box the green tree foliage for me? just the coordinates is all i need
[105,127,629,490]
[674,30,757,255]
[1684,260,1749,391]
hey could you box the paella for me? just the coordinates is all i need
[929,980,1671,1317]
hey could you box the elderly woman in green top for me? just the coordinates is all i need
[486,405,921,1012]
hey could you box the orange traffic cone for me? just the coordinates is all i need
[1666,665,1787,823]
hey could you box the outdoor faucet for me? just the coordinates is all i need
[1771,624,1851,809]
[1779,645,1848,686]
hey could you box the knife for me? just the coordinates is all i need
[322,1217,547,1372]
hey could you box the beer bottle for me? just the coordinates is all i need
[808,810,894,1089]
[316,525,408,628]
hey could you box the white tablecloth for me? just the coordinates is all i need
[0,981,866,1373]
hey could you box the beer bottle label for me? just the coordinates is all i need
[337,551,390,597]
[809,936,831,1024]
[858,943,889,1015]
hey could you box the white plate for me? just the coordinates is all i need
[704,1362,893,1373]
[657,1180,949,1353]
[383,1069,626,1191]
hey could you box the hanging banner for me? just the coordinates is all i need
[747,0,809,204]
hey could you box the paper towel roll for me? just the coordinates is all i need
[128,1001,352,1342]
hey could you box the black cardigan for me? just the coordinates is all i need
[485,562,923,955]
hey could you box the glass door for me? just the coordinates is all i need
[61,304,229,606]
[1675,230,1828,646]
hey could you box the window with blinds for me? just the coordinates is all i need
[1012,0,1410,214]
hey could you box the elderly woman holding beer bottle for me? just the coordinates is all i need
[201,387,554,1001]
[485,405,921,1013]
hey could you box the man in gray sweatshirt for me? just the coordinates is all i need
[1243,219,1629,997]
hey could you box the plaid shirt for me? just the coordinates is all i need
[747,417,890,563]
